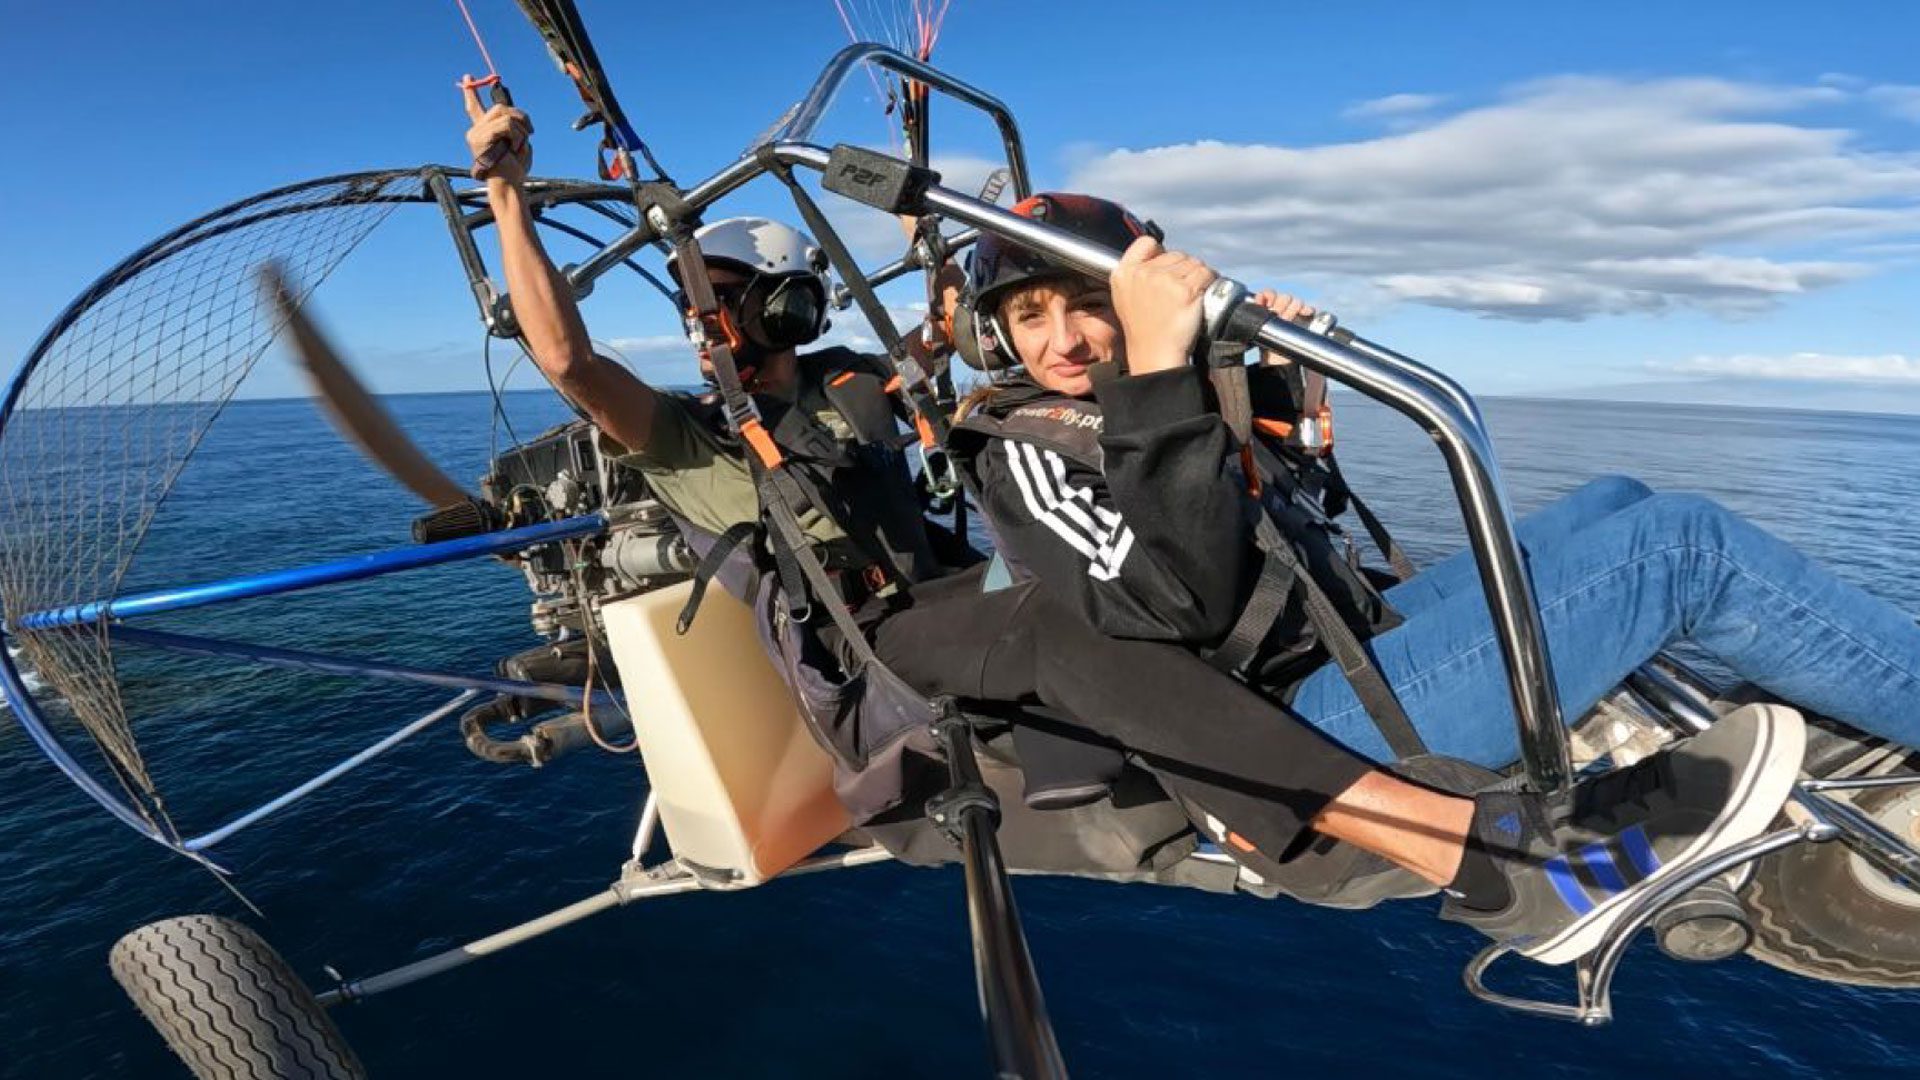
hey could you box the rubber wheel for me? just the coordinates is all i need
[109,915,366,1079]
[1745,781,1920,988]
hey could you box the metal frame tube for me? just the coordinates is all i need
[183,691,481,852]
[0,636,173,848]
[631,791,661,861]
[564,154,772,288]
[322,885,634,1003]
[1628,661,1920,887]
[1801,774,1920,792]
[851,227,980,298]
[110,626,620,709]
[773,44,1032,198]
[15,514,608,631]
[319,846,895,1005]
[933,718,1067,1080]
[566,42,1028,292]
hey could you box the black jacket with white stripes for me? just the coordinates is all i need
[951,365,1263,646]
[951,363,1400,696]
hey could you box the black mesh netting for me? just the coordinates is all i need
[0,169,429,838]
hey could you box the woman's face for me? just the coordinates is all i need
[1000,278,1125,398]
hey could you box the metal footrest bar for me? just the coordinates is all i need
[1465,822,1828,1023]
[1792,788,1920,888]
[1631,657,1920,893]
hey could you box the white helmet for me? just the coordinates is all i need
[668,217,831,351]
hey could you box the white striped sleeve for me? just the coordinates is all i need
[1001,441,1134,581]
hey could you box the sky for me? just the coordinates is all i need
[3,1,1918,412]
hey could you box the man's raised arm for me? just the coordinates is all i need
[462,85,663,454]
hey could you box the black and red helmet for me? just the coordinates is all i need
[957,193,1160,371]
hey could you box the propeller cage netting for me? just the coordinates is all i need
[0,170,425,838]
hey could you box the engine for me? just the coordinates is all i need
[410,418,698,766]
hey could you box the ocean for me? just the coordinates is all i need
[3,390,1919,1079]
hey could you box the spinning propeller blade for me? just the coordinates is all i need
[260,264,472,508]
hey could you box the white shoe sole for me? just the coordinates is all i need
[1523,702,1807,966]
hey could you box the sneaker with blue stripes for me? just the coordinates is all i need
[1443,703,1806,965]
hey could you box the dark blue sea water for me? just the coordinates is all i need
[5,391,1920,1079]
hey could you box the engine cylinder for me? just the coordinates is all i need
[603,529,696,582]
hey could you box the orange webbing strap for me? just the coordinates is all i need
[740,417,784,469]
[669,224,776,472]
[1239,445,1263,498]
[1250,405,1333,455]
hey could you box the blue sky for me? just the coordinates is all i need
[4,1,1917,410]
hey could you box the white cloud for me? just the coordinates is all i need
[1065,75,1920,321]
[817,301,930,353]
[1868,85,1920,123]
[603,333,688,355]
[1344,93,1447,120]
[1654,352,1920,384]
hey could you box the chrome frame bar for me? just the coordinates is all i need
[565,44,1031,304]
[1629,661,1920,885]
[317,845,896,1006]
[631,791,661,861]
[772,43,1033,198]
[1801,774,1920,792]
[845,227,981,302]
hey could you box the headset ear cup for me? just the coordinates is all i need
[961,309,1016,372]
[773,278,826,346]
[950,301,988,371]
[739,275,827,350]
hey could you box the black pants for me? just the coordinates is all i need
[868,567,1376,859]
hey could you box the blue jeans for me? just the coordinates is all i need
[1290,475,1920,767]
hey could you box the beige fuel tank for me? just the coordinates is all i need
[601,582,850,885]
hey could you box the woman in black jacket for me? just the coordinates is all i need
[948,194,1920,766]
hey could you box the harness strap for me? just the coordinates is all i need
[1229,441,1429,759]
[1252,513,1428,760]
[1208,345,1256,448]
[676,520,761,634]
[1208,540,1294,676]
[1325,454,1416,582]
[760,150,960,500]
[760,483,888,675]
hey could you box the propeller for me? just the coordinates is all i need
[259,263,471,509]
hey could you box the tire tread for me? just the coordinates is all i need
[109,915,364,1079]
